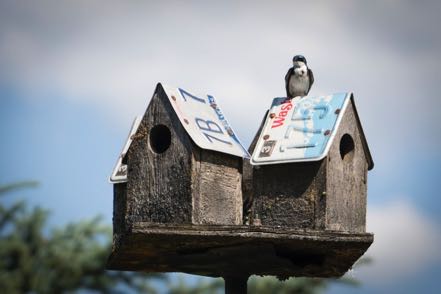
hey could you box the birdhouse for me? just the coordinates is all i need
[110,83,249,236]
[249,93,374,233]
[108,88,373,281]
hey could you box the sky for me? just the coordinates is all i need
[1,1,441,293]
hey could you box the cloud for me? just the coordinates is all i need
[352,199,441,284]
[1,0,440,152]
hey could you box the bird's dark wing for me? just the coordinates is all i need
[285,67,293,97]
[307,68,314,94]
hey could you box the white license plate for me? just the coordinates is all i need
[251,93,350,165]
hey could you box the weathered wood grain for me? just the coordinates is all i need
[107,224,373,278]
[113,183,127,236]
[192,149,242,225]
[252,161,327,229]
[242,110,268,224]
[326,100,368,233]
[125,84,194,225]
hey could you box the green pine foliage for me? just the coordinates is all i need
[167,275,224,294]
[248,276,326,294]
[0,182,164,294]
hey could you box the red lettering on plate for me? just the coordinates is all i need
[272,117,285,128]
[281,103,293,111]
[271,99,292,128]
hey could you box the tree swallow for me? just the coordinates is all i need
[285,55,314,98]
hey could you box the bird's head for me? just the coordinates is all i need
[293,55,307,65]
[292,55,308,76]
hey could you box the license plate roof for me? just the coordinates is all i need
[162,85,250,158]
[251,93,350,165]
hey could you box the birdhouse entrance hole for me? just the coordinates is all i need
[339,134,355,162]
[149,124,171,153]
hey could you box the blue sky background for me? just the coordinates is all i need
[1,1,441,293]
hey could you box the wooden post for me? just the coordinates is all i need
[224,276,248,294]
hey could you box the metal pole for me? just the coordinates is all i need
[224,275,248,294]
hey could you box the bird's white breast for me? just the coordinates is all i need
[289,74,309,97]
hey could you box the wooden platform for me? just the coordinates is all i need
[107,223,373,278]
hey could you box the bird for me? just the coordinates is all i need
[285,55,314,98]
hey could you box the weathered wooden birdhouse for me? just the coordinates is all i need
[110,83,249,236]
[108,88,374,282]
[249,93,374,233]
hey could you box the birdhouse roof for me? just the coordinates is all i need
[158,83,250,158]
[250,93,374,170]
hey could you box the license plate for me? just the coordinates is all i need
[162,85,250,158]
[250,93,350,165]
[109,116,142,183]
